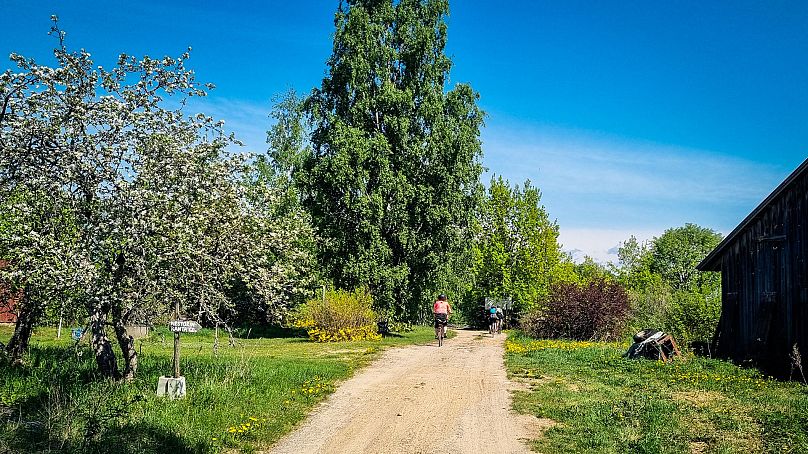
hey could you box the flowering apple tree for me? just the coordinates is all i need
[0,18,314,379]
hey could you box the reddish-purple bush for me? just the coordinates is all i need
[521,278,631,341]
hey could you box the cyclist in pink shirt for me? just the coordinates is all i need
[433,294,451,339]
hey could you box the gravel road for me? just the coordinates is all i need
[269,329,541,454]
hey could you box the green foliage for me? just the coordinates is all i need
[666,289,722,347]
[618,225,723,346]
[505,332,807,454]
[297,0,484,319]
[573,256,616,284]
[292,288,381,342]
[622,274,672,336]
[469,176,566,318]
[649,224,722,293]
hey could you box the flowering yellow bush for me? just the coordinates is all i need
[292,287,382,342]
[306,325,381,342]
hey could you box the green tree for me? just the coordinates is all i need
[616,235,658,292]
[574,256,616,284]
[618,224,722,345]
[261,89,311,205]
[297,0,484,318]
[470,177,566,316]
[650,223,722,293]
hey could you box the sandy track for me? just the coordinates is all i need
[269,329,539,454]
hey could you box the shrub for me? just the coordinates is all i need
[521,278,630,341]
[665,289,721,347]
[625,283,720,349]
[292,287,381,342]
[624,277,672,337]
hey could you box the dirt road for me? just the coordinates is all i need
[269,329,541,454]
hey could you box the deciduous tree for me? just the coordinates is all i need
[298,0,484,318]
[0,19,314,377]
[470,177,567,315]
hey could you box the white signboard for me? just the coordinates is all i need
[169,320,202,333]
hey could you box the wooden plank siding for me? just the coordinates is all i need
[699,158,808,378]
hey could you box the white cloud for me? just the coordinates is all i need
[482,122,786,262]
[482,125,782,206]
[559,227,662,264]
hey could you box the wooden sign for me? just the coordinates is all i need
[169,320,201,333]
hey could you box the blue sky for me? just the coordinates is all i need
[2,0,806,262]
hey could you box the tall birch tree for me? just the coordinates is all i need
[298,0,484,318]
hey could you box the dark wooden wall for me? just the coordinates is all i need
[712,168,808,377]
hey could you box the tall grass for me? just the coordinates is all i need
[505,331,808,453]
[0,325,435,453]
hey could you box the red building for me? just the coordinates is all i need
[0,260,18,323]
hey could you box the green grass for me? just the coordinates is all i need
[0,324,436,453]
[504,332,808,454]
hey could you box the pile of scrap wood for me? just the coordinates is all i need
[624,329,681,361]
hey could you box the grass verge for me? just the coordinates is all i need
[0,324,436,453]
[505,331,808,454]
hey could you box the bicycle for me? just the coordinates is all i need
[435,313,448,347]
[488,315,498,335]
[438,323,444,347]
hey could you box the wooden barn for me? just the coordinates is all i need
[697,157,808,378]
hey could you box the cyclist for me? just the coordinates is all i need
[488,305,498,334]
[433,294,451,340]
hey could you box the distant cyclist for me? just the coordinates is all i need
[433,294,451,340]
[488,305,498,334]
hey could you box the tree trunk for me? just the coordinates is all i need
[5,292,39,365]
[90,304,120,379]
[113,320,137,381]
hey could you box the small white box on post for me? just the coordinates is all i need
[156,375,186,399]
[156,319,201,399]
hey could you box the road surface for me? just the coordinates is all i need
[269,329,544,454]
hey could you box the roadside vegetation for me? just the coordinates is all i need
[0,324,435,453]
[2,1,804,453]
[505,332,808,454]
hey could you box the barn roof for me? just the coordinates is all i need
[697,157,808,272]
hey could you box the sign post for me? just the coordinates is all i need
[156,319,200,399]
